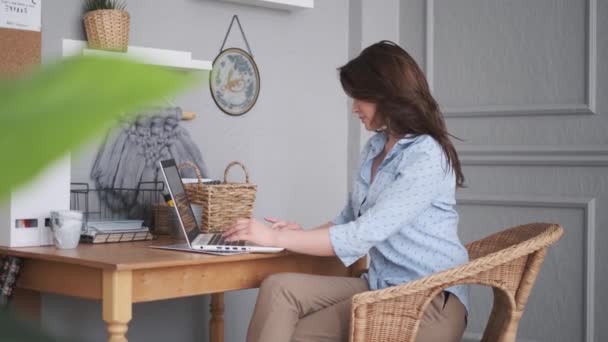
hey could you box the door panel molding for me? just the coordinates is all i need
[457,194,595,342]
[458,145,608,166]
[425,0,597,117]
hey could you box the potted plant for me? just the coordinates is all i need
[83,0,130,52]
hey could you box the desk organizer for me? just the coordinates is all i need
[71,182,163,223]
[0,156,71,247]
[71,181,164,243]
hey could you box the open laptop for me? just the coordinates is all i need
[154,159,283,254]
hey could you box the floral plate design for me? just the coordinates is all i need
[210,48,260,116]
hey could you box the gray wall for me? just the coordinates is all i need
[41,1,350,341]
[398,0,607,341]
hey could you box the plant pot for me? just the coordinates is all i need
[83,9,130,52]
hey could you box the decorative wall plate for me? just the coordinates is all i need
[209,47,260,116]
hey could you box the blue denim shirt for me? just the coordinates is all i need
[329,132,469,312]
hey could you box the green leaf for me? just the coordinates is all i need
[0,55,199,200]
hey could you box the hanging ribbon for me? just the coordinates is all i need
[210,15,260,116]
[219,15,254,56]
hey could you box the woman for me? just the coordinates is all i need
[223,40,469,342]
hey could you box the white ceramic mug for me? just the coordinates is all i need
[50,210,83,249]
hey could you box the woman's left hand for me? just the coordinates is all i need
[223,218,279,247]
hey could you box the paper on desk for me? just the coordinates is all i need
[86,220,144,232]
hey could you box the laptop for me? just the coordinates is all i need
[154,159,284,254]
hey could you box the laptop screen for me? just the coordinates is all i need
[159,159,200,244]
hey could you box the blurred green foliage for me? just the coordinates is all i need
[0,55,198,199]
[0,55,199,340]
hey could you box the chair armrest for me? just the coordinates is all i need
[349,223,563,342]
[353,224,561,307]
[349,256,508,342]
[353,261,479,306]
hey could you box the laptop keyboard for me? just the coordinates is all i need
[205,233,246,247]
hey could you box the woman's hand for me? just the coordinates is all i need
[264,217,303,231]
[223,218,279,246]
[224,219,336,256]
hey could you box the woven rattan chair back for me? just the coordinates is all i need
[350,222,564,342]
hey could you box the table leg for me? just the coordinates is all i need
[12,288,41,322]
[102,270,132,342]
[210,293,224,342]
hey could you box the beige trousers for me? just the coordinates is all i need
[247,273,466,342]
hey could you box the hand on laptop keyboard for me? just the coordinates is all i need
[207,233,245,246]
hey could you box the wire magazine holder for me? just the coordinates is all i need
[70,182,165,242]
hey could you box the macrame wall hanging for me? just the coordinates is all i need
[90,107,209,212]
[210,15,260,116]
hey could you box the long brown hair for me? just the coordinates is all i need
[338,40,465,187]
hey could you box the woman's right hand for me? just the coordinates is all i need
[264,217,303,231]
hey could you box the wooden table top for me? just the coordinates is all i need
[0,237,293,271]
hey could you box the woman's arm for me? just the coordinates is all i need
[275,226,335,256]
[223,219,336,256]
[224,146,443,261]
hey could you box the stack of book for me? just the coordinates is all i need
[81,220,154,244]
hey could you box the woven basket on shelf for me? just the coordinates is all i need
[180,161,257,233]
[83,9,130,52]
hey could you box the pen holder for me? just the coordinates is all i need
[153,204,172,235]
[180,161,256,233]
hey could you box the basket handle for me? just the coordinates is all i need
[178,161,203,185]
[224,161,250,183]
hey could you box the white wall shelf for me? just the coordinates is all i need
[219,0,313,11]
[62,39,212,71]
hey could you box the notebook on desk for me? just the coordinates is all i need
[150,159,284,255]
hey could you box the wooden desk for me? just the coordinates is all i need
[0,238,365,342]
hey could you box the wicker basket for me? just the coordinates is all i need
[180,161,257,233]
[83,9,130,52]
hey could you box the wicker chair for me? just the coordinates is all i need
[350,222,564,342]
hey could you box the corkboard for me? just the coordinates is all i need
[0,27,41,78]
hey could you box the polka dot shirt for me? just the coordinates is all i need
[329,133,469,312]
